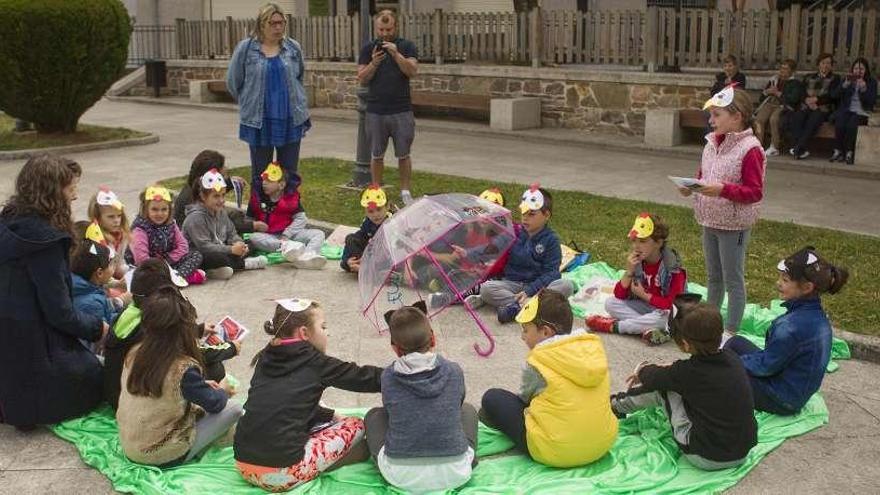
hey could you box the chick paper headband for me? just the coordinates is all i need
[519,183,544,214]
[96,187,124,210]
[87,240,115,260]
[145,186,172,203]
[703,84,736,110]
[361,184,387,208]
[515,294,541,324]
[261,162,284,182]
[479,188,505,207]
[200,168,227,192]
[84,221,117,258]
[628,213,654,240]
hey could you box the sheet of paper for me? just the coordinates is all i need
[667,176,703,190]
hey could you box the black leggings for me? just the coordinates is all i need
[364,403,479,467]
[724,336,798,415]
[834,111,869,153]
[200,250,245,271]
[788,109,830,154]
[480,388,529,458]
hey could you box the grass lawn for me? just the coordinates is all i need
[162,157,880,336]
[0,113,149,151]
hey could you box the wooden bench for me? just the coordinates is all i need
[411,91,491,121]
[647,108,835,147]
[190,79,232,103]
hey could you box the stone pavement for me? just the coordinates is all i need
[0,99,878,494]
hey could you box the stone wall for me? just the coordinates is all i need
[129,60,760,136]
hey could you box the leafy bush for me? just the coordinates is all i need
[0,0,131,133]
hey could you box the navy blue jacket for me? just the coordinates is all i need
[501,225,562,296]
[740,298,831,413]
[831,76,878,115]
[0,214,103,425]
[341,216,383,272]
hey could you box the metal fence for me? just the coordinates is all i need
[128,25,177,67]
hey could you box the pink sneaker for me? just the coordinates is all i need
[185,269,206,285]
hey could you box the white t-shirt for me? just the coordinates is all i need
[377,446,474,495]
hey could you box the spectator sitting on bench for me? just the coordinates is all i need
[788,53,841,160]
[829,57,877,165]
[754,59,804,157]
[707,55,747,135]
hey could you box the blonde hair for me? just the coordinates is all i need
[720,88,754,130]
[87,191,130,237]
[252,2,286,42]
[375,9,397,27]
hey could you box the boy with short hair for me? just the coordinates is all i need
[342,185,390,273]
[480,290,618,468]
[467,184,573,323]
[364,302,477,494]
[103,259,240,410]
[71,240,124,329]
[610,297,758,471]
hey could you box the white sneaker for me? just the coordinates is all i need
[244,255,269,270]
[464,294,484,309]
[788,147,796,156]
[206,266,234,280]
[292,252,327,270]
[281,240,306,263]
[401,190,414,206]
[764,145,779,156]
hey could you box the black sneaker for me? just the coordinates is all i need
[497,303,521,324]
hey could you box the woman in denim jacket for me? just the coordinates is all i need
[227,3,311,208]
[724,247,848,415]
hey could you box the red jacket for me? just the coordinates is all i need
[249,189,302,235]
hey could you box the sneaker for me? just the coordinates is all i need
[292,252,327,270]
[641,328,671,346]
[281,240,306,263]
[845,151,855,165]
[788,147,796,156]
[427,292,452,309]
[185,269,206,285]
[829,149,843,162]
[244,255,269,270]
[609,392,628,419]
[464,294,484,309]
[795,150,810,160]
[206,266,234,280]
[400,190,414,206]
[764,145,779,157]
[496,303,521,324]
[586,315,617,334]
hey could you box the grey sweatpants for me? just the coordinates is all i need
[702,227,751,332]
[479,278,574,308]
[184,400,243,461]
[249,229,325,255]
[612,391,746,471]
[605,297,669,335]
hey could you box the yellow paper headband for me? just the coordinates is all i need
[360,185,387,208]
[145,186,172,203]
[628,213,655,240]
[479,188,505,207]
[261,162,284,182]
[515,294,541,324]
[85,221,117,258]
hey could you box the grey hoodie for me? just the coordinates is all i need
[182,202,242,256]
[381,353,468,458]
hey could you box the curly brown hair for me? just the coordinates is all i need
[1,154,75,235]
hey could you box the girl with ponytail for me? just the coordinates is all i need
[724,246,849,415]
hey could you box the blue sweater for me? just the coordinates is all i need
[501,225,562,296]
[740,297,832,413]
[71,273,119,325]
[340,217,383,271]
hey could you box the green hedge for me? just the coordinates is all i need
[0,0,131,133]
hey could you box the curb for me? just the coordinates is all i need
[108,95,880,181]
[0,134,160,161]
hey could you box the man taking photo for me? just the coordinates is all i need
[357,10,419,205]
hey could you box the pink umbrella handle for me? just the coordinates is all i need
[423,249,496,357]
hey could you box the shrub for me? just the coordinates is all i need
[0,0,131,133]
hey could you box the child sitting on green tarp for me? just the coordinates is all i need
[611,296,757,471]
[480,289,618,468]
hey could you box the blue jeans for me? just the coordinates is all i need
[248,141,302,202]
[724,336,798,416]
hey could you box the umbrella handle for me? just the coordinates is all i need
[472,321,496,357]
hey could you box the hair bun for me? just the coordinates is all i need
[263,320,275,335]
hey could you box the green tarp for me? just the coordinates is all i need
[563,262,851,371]
[52,395,829,494]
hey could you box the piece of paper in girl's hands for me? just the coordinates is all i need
[667,176,703,190]
[124,270,134,293]
[217,316,249,342]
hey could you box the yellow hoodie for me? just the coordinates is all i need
[525,333,618,467]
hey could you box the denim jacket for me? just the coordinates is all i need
[740,297,831,413]
[226,37,310,128]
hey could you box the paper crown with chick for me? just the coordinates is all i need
[84,221,117,258]
[145,185,172,203]
[260,162,284,182]
[479,188,505,207]
[360,184,388,209]
[519,183,545,214]
[703,84,736,110]
[628,213,655,240]
[95,187,124,211]
[200,168,227,192]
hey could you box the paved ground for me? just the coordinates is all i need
[0,99,878,494]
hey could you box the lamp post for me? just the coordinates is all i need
[349,0,373,187]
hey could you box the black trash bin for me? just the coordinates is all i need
[144,59,167,98]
